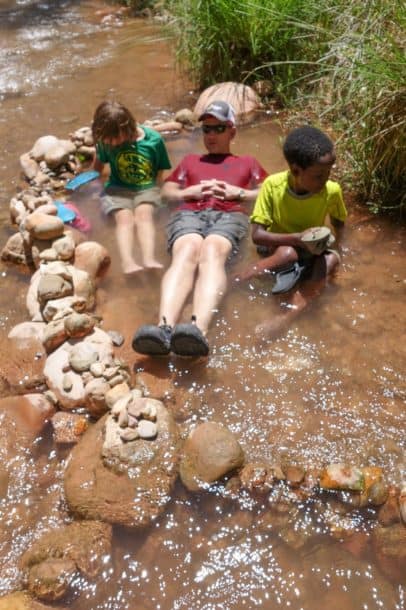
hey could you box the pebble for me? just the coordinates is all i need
[138,420,158,440]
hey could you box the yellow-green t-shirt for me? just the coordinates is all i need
[250,170,347,233]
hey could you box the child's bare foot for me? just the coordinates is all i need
[143,260,164,270]
[122,261,144,275]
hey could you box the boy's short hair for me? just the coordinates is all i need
[92,101,136,143]
[283,126,334,169]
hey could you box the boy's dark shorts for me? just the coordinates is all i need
[101,186,162,216]
[166,209,249,253]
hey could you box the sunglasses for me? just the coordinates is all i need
[202,124,228,134]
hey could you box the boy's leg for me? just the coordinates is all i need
[133,202,163,270]
[191,234,232,335]
[114,208,143,274]
[235,245,299,282]
[158,233,203,327]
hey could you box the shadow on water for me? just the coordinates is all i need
[0,2,405,609]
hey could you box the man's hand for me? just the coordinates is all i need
[199,179,241,201]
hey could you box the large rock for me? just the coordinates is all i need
[20,520,112,602]
[24,213,65,241]
[194,82,261,123]
[64,402,180,527]
[179,421,245,491]
[0,394,55,441]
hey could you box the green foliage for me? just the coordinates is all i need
[165,0,405,215]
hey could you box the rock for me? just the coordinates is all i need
[372,523,406,583]
[42,295,87,322]
[44,145,70,169]
[21,521,112,601]
[20,152,40,180]
[52,234,75,261]
[319,463,364,491]
[8,321,46,349]
[239,462,273,493]
[31,135,60,161]
[378,486,401,526]
[69,342,99,372]
[0,394,55,440]
[51,411,89,445]
[282,463,306,487]
[105,382,130,409]
[179,421,245,491]
[73,241,111,279]
[37,274,73,307]
[0,591,57,609]
[84,378,111,418]
[64,403,180,528]
[64,312,95,338]
[175,108,196,126]
[42,319,68,353]
[194,82,261,124]
[1,232,27,265]
[138,419,158,439]
[24,212,65,241]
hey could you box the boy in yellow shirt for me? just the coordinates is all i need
[238,125,347,338]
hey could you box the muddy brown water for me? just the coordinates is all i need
[0,2,405,608]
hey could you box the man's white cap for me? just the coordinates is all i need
[198,100,236,125]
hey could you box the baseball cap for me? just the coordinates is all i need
[198,100,236,125]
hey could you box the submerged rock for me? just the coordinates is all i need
[179,421,245,491]
[64,401,180,528]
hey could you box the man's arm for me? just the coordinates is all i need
[161,180,217,204]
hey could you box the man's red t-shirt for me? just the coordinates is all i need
[165,153,268,213]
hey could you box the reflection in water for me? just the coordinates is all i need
[0,2,405,609]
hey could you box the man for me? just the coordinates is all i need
[132,100,267,357]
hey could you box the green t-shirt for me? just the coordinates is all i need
[96,126,171,190]
[250,170,347,232]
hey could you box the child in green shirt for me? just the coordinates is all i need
[238,125,347,338]
[92,101,171,274]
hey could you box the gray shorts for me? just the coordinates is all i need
[166,209,249,253]
[101,186,162,216]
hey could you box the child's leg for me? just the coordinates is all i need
[255,251,340,339]
[114,208,144,274]
[134,203,163,269]
[235,245,299,282]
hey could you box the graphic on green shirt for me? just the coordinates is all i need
[116,150,153,186]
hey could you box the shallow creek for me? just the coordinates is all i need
[0,1,405,608]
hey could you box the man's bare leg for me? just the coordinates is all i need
[114,208,143,274]
[191,234,233,334]
[158,233,203,327]
[134,203,163,269]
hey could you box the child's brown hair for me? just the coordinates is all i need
[92,101,136,143]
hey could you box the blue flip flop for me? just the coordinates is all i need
[65,170,100,191]
[55,200,76,223]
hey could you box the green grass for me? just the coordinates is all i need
[163,0,405,216]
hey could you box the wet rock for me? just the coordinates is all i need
[319,463,364,491]
[51,411,89,445]
[21,521,112,601]
[1,231,27,264]
[372,523,406,583]
[107,330,124,346]
[24,212,65,241]
[64,404,180,528]
[42,295,87,322]
[84,378,111,418]
[239,461,273,493]
[378,486,401,526]
[64,312,95,338]
[138,419,158,439]
[0,394,55,440]
[179,421,245,491]
[105,381,130,409]
[73,241,111,279]
[282,463,306,487]
[0,591,58,610]
[175,108,196,126]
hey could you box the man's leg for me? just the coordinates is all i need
[134,203,163,269]
[159,233,204,327]
[191,234,233,334]
[114,208,143,274]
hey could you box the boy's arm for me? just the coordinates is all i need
[92,156,106,175]
[251,223,304,249]
[161,180,216,204]
[331,217,345,243]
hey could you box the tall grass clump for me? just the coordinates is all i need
[165,0,405,215]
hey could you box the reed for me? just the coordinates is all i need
[164,0,405,215]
